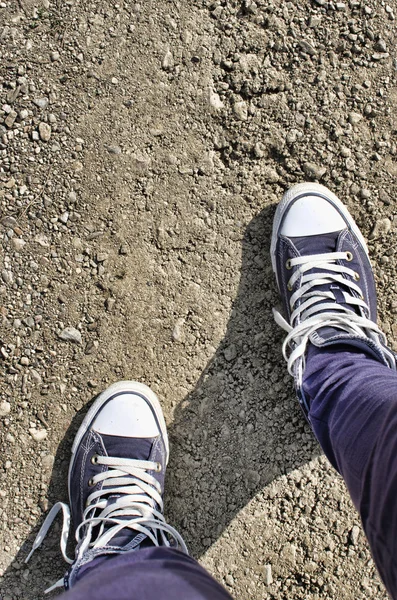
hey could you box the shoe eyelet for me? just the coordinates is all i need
[354,272,360,281]
[346,251,353,262]
[91,454,98,465]
[155,463,162,473]
[88,477,95,487]
[287,283,293,292]
[286,259,292,270]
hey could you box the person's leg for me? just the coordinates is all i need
[26,381,232,600]
[271,182,397,598]
[60,548,233,600]
[303,345,397,597]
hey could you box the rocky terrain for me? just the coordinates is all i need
[1,0,396,598]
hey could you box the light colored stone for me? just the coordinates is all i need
[33,97,49,109]
[172,318,185,341]
[29,429,48,442]
[42,454,55,471]
[303,162,326,179]
[348,112,363,125]
[224,344,237,362]
[11,238,26,251]
[281,543,297,564]
[350,525,360,545]
[264,564,273,585]
[263,167,279,183]
[59,327,82,344]
[209,90,224,110]
[370,218,392,239]
[162,49,174,69]
[233,101,248,121]
[38,122,51,142]
[5,110,17,128]
[59,211,69,224]
[0,401,11,417]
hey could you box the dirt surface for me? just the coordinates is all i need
[1,0,396,598]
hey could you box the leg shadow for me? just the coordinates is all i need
[166,205,320,556]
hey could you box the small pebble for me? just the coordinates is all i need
[5,111,17,128]
[209,90,224,110]
[162,49,174,70]
[340,146,351,158]
[369,218,392,239]
[42,454,55,471]
[348,112,363,125]
[299,40,316,56]
[375,39,387,52]
[30,369,42,384]
[233,101,248,121]
[264,564,273,585]
[59,327,82,344]
[350,525,360,545]
[105,297,116,311]
[59,211,69,224]
[38,122,51,142]
[224,344,237,362]
[225,574,234,587]
[1,216,18,229]
[29,429,48,442]
[11,238,26,251]
[303,162,326,179]
[172,318,185,342]
[33,97,49,109]
[106,145,122,154]
[0,401,11,417]
[282,543,297,564]
[1,270,13,285]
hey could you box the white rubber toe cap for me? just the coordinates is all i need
[92,393,160,438]
[280,195,346,237]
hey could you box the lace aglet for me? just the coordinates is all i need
[44,577,65,594]
[272,307,293,333]
[25,533,44,563]
[25,548,35,563]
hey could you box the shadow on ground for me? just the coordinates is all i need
[2,206,320,596]
[166,205,319,556]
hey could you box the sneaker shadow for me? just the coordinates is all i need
[1,206,320,597]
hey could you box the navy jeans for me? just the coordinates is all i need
[62,346,397,599]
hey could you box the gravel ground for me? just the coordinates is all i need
[1,0,396,598]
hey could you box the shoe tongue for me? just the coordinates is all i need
[94,434,155,549]
[290,230,361,345]
[290,231,340,255]
[99,434,153,461]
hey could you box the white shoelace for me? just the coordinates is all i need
[26,455,188,592]
[273,251,387,387]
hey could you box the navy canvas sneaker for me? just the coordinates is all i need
[271,182,396,418]
[26,381,187,592]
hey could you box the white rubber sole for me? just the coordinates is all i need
[68,381,169,497]
[270,182,369,284]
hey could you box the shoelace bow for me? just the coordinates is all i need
[26,455,187,592]
[273,251,388,385]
